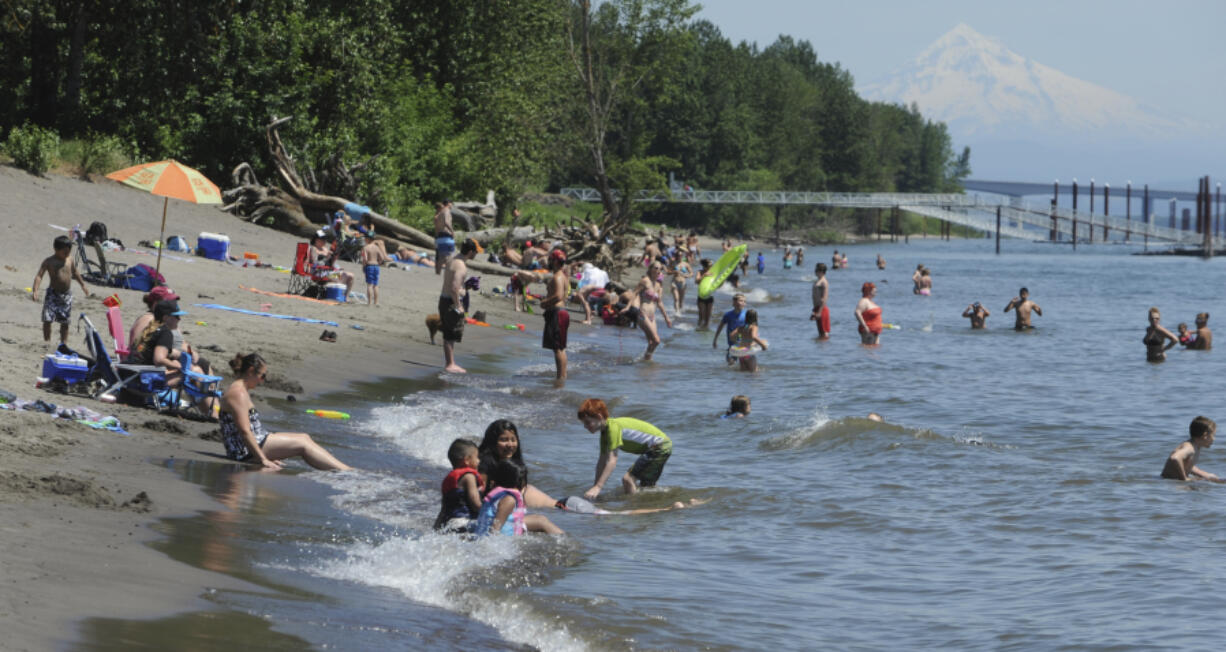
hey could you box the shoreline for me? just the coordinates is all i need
[0,166,560,650]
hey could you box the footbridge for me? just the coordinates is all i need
[559,187,1211,246]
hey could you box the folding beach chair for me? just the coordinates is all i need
[72,229,129,287]
[79,314,168,406]
[288,242,334,296]
[176,351,223,408]
[105,306,130,360]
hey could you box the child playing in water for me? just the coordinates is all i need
[1177,322,1195,346]
[723,395,751,418]
[729,309,768,372]
[1161,416,1220,481]
[473,460,564,536]
[433,439,484,532]
[577,398,672,500]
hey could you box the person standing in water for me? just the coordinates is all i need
[811,262,830,340]
[876,254,886,270]
[1004,287,1042,331]
[962,302,990,329]
[620,262,673,360]
[918,268,932,295]
[729,309,768,371]
[540,249,570,380]
[755,252,765,274]
[713,293,748,352]
[855,282,882,346]
[911,264,924,294]
[694,259,714,329]
[576,398,673,499]
[1143,307,1178,362]
[1188,312,1213,350]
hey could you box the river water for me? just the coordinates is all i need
[87,238,1226,651]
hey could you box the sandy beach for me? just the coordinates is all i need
[0,166,575,650]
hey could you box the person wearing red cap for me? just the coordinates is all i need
[127,285,180,359]
[540,249,571,380]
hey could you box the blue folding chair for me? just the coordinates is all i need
[79,315,169,406]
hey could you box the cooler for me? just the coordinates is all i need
[323,283,347,302]
[42,354,89,385]
[197,232,231,261]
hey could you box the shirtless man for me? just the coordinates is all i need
[32,235,90,347]
[643,237,662,267]
[877,254,886,270]
[1004,287,1042,331]
[1161,416,1219,481]
[962,302,990,329]
[1189,312,1213,350]
[359,233,390,306]
[433,200,454,275]
[541,250,570,380]
[439,238,479,373]
[810,262,830,340]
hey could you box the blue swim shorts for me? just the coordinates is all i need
[364,264,380,286]
[435,236,456,259]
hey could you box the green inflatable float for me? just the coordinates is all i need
[698,244,747,299]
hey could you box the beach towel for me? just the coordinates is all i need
[192,303,340,327]
[238,285,340,305]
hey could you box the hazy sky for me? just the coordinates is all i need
[694,0,1226,124]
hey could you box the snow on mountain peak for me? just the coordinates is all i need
[861,24,1182,138]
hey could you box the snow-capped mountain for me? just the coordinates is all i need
[860,23,1184,139]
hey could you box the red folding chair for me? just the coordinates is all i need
[288,242,335,295]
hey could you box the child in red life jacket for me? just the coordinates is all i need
[473,460,564,537]
[433,438,484,532]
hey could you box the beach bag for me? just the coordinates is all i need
[166,235,190,252]
[85,221,108,245]
[123,263,165,292]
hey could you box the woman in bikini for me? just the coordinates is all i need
[855,282,883,346]
[1143,307,1178,362]
[219,353,352,470]
[620,262,673,360]
[729,309,769,372]
[668,254,692,317]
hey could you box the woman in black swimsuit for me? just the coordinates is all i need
[1144,307,1178,363]
[219,353,352,470]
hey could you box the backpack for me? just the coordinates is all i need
[123,263,166,292]
[85,221,108,245]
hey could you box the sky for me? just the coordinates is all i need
[692,0,1224,185]
[694,0,1226,128]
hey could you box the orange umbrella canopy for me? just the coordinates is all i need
[106,159,222,204]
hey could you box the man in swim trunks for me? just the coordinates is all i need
[32,235,90,349]
[439,238,480,373]
[712,293,748,358]
[541,249,570,380]
[433,200,454,275]
[1004,287,1042,331]
[811,262,830,340]
[360,232,389,306]
[576,398,672,499]
[1189,312,1213,350]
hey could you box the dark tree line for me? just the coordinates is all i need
[0,0,968,234]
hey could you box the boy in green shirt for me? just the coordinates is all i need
[576,398,672,500]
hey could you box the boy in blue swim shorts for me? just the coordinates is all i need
[359,232,389,306]
[577,398,672,500]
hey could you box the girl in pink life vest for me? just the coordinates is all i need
[473,460,563,537]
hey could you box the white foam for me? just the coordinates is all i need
[314,534,587,652]
[367,397,502,467]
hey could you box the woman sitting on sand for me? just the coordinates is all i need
[1143,307,1178,362]
[218,353,352,471]
[619,262,673,360]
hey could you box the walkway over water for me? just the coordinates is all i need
[559,187,1214,246]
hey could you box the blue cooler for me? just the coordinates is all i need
[197,232,231,261]
[324,282,347,302]
[42,354,89,385]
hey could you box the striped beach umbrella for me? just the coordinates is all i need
[106,160,223,273]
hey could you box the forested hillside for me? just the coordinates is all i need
[1,0,970,235]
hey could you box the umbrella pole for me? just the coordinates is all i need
[155,196,168,275]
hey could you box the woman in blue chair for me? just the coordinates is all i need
[219,352,352,471]
[131,299,216,415]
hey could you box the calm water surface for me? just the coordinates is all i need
[95,239,1226,651]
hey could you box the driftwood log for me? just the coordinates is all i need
[223,117,640,279]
